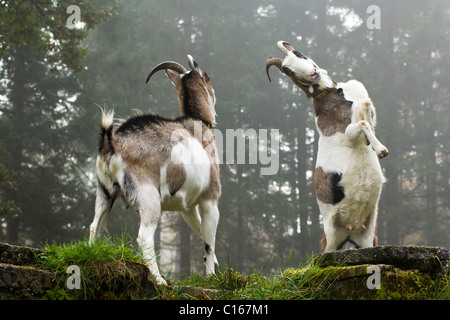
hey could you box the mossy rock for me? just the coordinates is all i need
[315,245,450,274]
[282,262,448,300]
[1,242,449,300]
[40,258,159,300]
[303,246,450,300]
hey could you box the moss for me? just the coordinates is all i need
[376,268,448,300]
[34,242,450,300]
[42,285,76,300]
[282,264,371,299]
[279,263,449,300]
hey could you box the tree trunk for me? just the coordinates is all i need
[5,46,29,244]
[178,215,191,279]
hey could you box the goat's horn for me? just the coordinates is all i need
[265,57,284,82]
[277,40,295,55]
[146,61,187,83]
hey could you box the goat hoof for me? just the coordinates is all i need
[155,276,168,286]
[378,149,389,159]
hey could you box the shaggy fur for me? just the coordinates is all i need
[90,56,221,285]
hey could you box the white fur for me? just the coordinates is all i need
[160,138,211,211]
[207,89,217,124]
[316,132,385,251]
[198,199,220,274]
[316,80,387,252]
[101,109,115,129]
[282,52,334,89]
[337,80,385,154]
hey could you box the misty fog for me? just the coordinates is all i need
[1,0,449,277]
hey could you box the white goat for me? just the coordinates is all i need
[90,55,221,285]
[266,41,388,252]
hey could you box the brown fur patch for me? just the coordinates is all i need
[321,232,327,252]
[201,162,221,201]
[313,92,353,136]
[284,79,353,136]
[166,162,186,197]
[313,167,345,204]
[314,167,332,204]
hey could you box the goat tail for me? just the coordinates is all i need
[98,108,115,155]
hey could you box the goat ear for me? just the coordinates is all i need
[282,42,296,52]
[187,54,200,73]
[165,69,180,86]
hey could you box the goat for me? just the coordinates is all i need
[89,55,221,285]
[266,41,388,252]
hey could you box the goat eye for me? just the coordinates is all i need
[282,66,294,75]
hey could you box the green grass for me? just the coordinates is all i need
[35,239,450,300]
[33,238,360,300]
[161,260,450,300]
[38,236,143,272]
[156,257,334,300]
[37,235,150,300]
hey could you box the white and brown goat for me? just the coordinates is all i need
[90,55,220,285]
[266,41,388,252]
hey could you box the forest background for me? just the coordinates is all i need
[1,0,449,279]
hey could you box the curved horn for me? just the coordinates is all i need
[277,40,295,56]
[265,57,284,82]
[146,61,187,83]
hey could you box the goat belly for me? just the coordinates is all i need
[322,163,382,233]
[315,136,384,233]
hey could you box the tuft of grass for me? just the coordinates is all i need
[228,256,333,300]
[437,279,450,300]
[37,235,151,300]
[38,235,143,270]
[164,256,334,300]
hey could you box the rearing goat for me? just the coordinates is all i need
[266,41,388,252]
[90,55,221,285]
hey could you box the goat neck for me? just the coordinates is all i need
[291,79,339,102]
[177,69,216,128]
[147,55,216,128]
